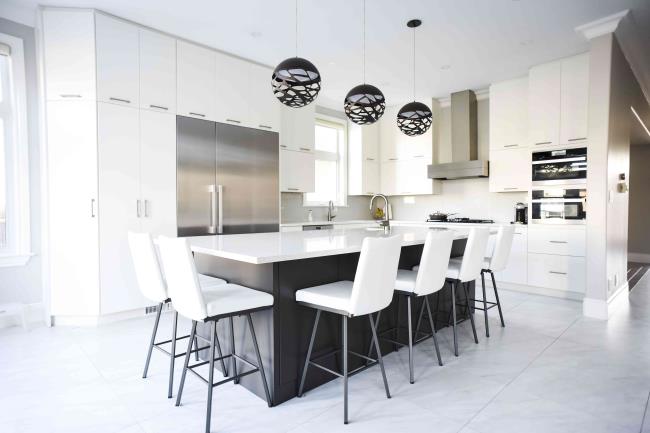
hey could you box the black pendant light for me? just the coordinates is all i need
[344,0,385,125]
[271,0,321,108]
[397,19,432,136]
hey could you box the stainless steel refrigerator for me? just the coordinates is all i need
[176,116,279,236]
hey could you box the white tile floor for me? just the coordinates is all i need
[2,275,650,433]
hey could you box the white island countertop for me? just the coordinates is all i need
[186,226,474,265]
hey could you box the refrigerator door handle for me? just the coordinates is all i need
[209,185,217,233]
[217,185,223,234]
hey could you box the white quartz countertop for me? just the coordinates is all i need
[280,220,378,227]
[187,226,473,265]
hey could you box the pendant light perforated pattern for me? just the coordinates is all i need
[272,57,321,108]
[397,101,432,136]
[344,84,385,125]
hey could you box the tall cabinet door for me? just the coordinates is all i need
[177,41,217,120]
[560,54,589,145]
[214,52,250,126]
[528,61,561,147]
[47,101,100,316]
[95,13,139,107]
[140,110,177,237]
[97,102,145,314]
[139,29,176,113]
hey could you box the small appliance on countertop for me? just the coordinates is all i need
[514,202,528,225]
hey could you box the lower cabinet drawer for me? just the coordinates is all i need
[527,253,586,293]
[528,227,586,256]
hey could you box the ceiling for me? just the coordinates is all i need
[5,0,649,110]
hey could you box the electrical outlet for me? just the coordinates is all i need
[144,305,159,315]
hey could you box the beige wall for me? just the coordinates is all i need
[628,145,650,256]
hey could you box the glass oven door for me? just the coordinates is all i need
[531,148,587,185]
[531,199,586,224]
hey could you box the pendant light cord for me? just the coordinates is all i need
[295,0,298,57]
[412,26,416,101]
[362,0,366,83]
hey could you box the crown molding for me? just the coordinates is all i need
[575,10,629,40]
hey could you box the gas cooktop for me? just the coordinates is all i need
[426,218,495,224]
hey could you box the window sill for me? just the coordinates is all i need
[0,253,34,268]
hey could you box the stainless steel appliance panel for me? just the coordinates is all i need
[177,116,217,236]
[531,187,586,224]
[215,125,279,234]
[531,147,587,185]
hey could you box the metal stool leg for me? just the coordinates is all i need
[393,295,401,352]
[205,321,217,433]
[365,310,381,365]
[407,296,414,384]
[481,271,490,338]
[247,314,272,407]
[167,311,179,398]
[194,335,200,361]
[298,309,321,397]
[413,297,426,340]
[463,283,479,344]
[175,320,197,407]
[451,281,458,356]
[424,296,443,366]
[214,325,228,377]
[342,315,348,425]
[490,270,506,327]
[143,302,163,378]
[369,313,390,399]
[229,316,239,385]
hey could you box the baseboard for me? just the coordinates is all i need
[582,282,629,320]
[480,279,584,301]
[0,303,46,329]
[52,303,171,327]
[628,252,650,264]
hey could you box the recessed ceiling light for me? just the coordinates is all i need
[440,65,451,70]
[520,39,534,46]
[249,31,262,38]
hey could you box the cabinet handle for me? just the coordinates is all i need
[366,157,375,161]
[504,144,519,148]
[259,124,272,129]
[549,240,568,244]
[226,118,241,124]
[109,97,131,104]
[189,112,205,118]
[413,155,425,158]
[534,141,552,146]
[149,104,168,111]
[389,158,398,161]
[91,199,96,218]
[60,94,82,98]
[136,200,141,218]
[280,144,287,148]
[287,188,299,191]
[503,187,518,191]
[568,137,587,142]
[299,147,311,152]
[549,271,567,275]
[144,200,149,218]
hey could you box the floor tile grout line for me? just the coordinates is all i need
[453,315,582,433]
[640,391,650,433]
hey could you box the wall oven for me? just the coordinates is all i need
[531,147,587,185]
[531,187,586,224]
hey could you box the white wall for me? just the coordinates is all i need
[628,145,650,258]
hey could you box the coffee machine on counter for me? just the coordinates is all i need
[514,202,527,224]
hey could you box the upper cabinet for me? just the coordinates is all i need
[177,41,217,121]
[139,29,176,113]
[348,122,380,195]
[528,61,562,148]
[95,14,139,107]
[281,104,315,152]
[560,53,589,145]
[43,9,97,101]
[248,63,281,131]
[489,77,528,150]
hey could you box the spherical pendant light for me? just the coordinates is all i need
[397,101,432,136]
[344,84,385,125]
[272,57,321,108]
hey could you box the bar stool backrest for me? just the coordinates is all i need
[127,232,168,304]
[415,230,454,296]
[157,236,207,322]
[457,228,491,283]
[349,235,402,317]
[487,225,515,272]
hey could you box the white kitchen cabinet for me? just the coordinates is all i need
[42,9,96,101]
[489,77,528,150]
[139,29,176,112]
[177,40,217,120]
[280,104,315,152]
[248,63,281,131]
[380,160,398,195]
[97,102,146,315]
[47,101,100,316]
[95,13,139,107]
[528,61,561,148]
[495,227,528,285]
[489,148,530,192]
[280,149,315,192]
[139,110,177,237]
[528,226,586,257]
[214,52,250,126]
[349,122,380,195]
[379,106,432,161]
[527,253,586,293]
[560,53,589,145]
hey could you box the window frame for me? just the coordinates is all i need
[303,113,348,207]
[0,32,31,267]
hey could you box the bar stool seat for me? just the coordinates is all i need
[445,260,462,279]
[394,270,418,292]
[295,281,354,312]
[199,273,228,288]
[203,284,273,317]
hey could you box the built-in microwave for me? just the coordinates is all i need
[531,187,586,224]
[531,147,587,185]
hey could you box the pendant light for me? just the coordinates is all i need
[271,0,321,108]
[397,19,432,136]
[344,0,385,125]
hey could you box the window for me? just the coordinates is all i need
[0,34,31,266]
[304,115,347,206]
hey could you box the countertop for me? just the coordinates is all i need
[280,219,378,227]
[187,226,473,265]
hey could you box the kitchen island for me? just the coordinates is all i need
[188,226,475,405]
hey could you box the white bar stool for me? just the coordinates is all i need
[445,227,491,356]
[127,232,228,399]
[369,230,454,384]
[295,235,402,425]
[476,225,514,337]
[157,236,274,433]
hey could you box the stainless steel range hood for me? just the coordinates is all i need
[428,90,489,180]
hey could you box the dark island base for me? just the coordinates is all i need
[194,239,474,406]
